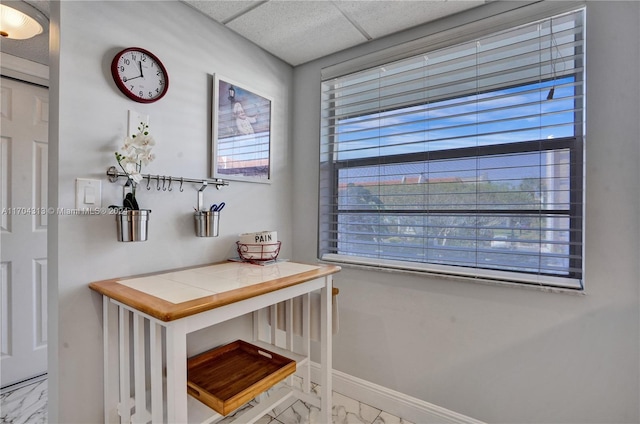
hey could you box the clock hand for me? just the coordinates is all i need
[124,75,142,82]
[138,61,144,78]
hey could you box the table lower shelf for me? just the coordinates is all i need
[187,340,312,424]
[188,385,292,424]
[188,340,296,416]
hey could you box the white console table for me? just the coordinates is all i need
[89,261,340,423]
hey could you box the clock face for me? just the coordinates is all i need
[111,47,169,103]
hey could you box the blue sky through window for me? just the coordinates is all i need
[335,76,577,161]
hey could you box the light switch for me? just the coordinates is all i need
[76,178,102,210]
[84,186,96,204]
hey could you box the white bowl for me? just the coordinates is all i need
[237,231,279,260]
[238,231,277,245]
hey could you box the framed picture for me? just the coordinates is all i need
[212,74,272,183]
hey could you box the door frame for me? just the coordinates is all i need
[0,53,49,88]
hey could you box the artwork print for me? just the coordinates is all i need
[212,75,272,182]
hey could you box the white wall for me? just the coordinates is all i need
[292,2,640,423]
[49,1,640,423]
[49,1,293,422]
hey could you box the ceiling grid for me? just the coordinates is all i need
[2,1,487,66]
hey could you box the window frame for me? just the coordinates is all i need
[318,8,586,290]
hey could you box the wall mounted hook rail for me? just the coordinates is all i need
[106,166,229,190]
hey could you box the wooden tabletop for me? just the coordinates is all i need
[89,261,341,322]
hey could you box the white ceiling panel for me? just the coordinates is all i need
[184,1,258,23]
[184,0,488,66]
[226,1,367,66]
[335,1,486,39]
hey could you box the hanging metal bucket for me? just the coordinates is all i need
[116,209,151,242]
[194,211,219,237]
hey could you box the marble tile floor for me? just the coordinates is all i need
[0,376,414,424]
[0,375,47,424]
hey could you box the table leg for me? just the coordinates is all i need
[166,320,188,423]
[302,293,311,394]
[150,322,163,423]
[320,275,333,423]
[118,307,131,423]
[102,297,108,423]
[132,314,147,424]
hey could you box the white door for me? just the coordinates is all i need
[0,77,49,387]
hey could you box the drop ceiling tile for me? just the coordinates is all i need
[226,1,368,65]
[185,0,259,24]
[335,1,485,39]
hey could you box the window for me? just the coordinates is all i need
[319,9,585,289]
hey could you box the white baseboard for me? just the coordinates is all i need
[310,363,485,424]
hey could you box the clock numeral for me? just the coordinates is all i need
[131,54,137,61]
[148,92,153,98]
[123,76,128,82]
[139,91,144,97]
[124,59,130,66]
[130,85,135,91]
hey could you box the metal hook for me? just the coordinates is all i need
[162,176,167,191]
[167,176,173,191]
[107,166,119,183]
[214,178,227,190]
[146,176,151,190]
[156,175,161,191]
[179,178,184,192]
[197,181,208,211]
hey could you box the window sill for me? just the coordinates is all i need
[320,254,585,295]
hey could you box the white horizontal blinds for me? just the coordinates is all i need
[319,9,584,286]
[322,13,583,159]
[333,147,580,277]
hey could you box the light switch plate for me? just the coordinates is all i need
[128,110,149,137]
[75,178,102,210]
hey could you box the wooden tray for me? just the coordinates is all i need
[187,340,296,416]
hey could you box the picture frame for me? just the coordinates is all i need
[212,74,272,183]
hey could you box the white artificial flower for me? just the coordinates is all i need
[138,150,154,166]
[122,162,142,183]
[130,172,143,184]
[136,134,155,148]
[122,137,134,152]
[115,122,156,189]
[123,161,137,173]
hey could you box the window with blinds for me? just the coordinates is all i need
[319,9,585,289]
